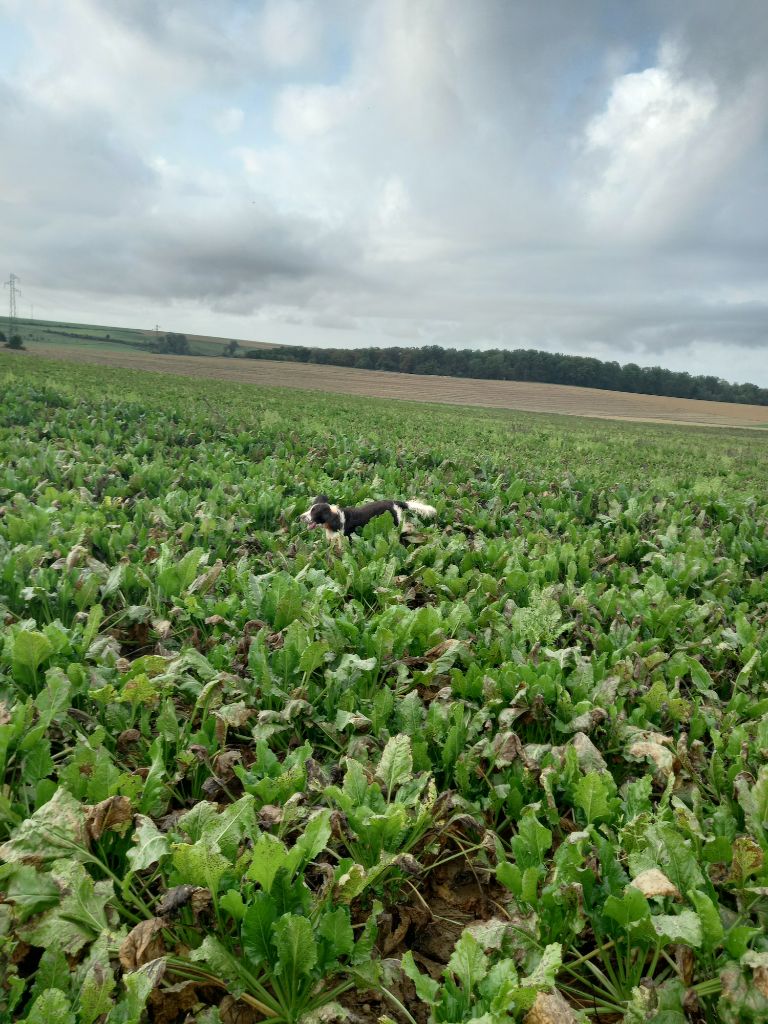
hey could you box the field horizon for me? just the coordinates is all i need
[11,341,768,430]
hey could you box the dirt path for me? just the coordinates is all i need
[21,344,768,429]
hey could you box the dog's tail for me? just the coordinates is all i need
[402,498,437,519]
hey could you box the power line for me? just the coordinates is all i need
[3,273,20,341]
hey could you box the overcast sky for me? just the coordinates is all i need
[1,0,767,385]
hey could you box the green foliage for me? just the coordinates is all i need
[1,354,768,1021]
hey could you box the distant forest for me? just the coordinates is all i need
[245,344,768,406]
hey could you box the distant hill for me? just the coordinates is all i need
[245,343,768,406]
[8,317,276,358]
[11,317,765,406]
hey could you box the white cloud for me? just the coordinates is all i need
[582,46,717,238]
[581,41,768,242]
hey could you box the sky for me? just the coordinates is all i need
[1,0,767,386]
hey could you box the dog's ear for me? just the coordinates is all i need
[315,494,330,505]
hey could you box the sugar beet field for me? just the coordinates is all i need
[1,354,768,1024]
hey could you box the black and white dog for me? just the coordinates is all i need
[300,495,436,546]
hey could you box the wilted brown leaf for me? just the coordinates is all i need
[628,733,675,778]
[524,989,578,1024]
[212,749,243,781]
[219,995,263,1024]
[85,795,133,841]
[117,728,141,750]
[728,836,764,883]
[119,917,167,970]
[631,868,681,901]
[149,980,200,1024]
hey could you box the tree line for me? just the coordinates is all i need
[245,344,768,405]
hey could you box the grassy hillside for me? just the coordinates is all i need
[8,316,276,357]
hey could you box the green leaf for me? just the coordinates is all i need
[351,900,382,965]
[736,766,768,845]
[688,890,724,952]
[27,946,70,1003]
[273,914,318,981]
[22,988,75,1024]
[628,825,705,894]
[3,863,60,919]
[496,860,522,897]
[447,930,489,989]
[20,860,115,956]
[376,734,413,794]
[510,813,552,869]
[12,629,54,684]
[220,889,246,921]
[138,738,169,817]
[33,669,71,731]
[189,936,248,998]
[287,809,332,875]
[401,950,440,1003]
[109,961,161,1024]
[247,831,289,891]
[198,795,257,861]
[126,815,170,872]
[604,887,650,928]
[241,890,277,965]
[298,640,331,674]
[573,771,614,824]
[0,787,88,864]
[318,907,354,966]
[79,956,116,1024]
[639,909,703,948]
[171,840,230,895]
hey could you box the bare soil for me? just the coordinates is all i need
[24,344,768,429]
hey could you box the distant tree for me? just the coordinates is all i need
[239,343,768,405]
[224,340,239,357]
[0,330,5,345]
[6,333,24,350]
[155,332,190,355]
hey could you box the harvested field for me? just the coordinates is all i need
[23,342,768,428]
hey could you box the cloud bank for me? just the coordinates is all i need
[1,0,766,383]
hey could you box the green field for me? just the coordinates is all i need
[1,353,768,1024]
[8,316,273,357]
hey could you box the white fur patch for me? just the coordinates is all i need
[329,504,345,533]
[405,499,436,518]
[299,502,319,523]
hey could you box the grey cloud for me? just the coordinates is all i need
[1,0,767,384]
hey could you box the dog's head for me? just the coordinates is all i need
[300,496,343,532]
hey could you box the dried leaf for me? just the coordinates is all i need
[631,868,681,900]
[85,796,133,841]
[524,990,578,1024]
[119,918,167,971]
